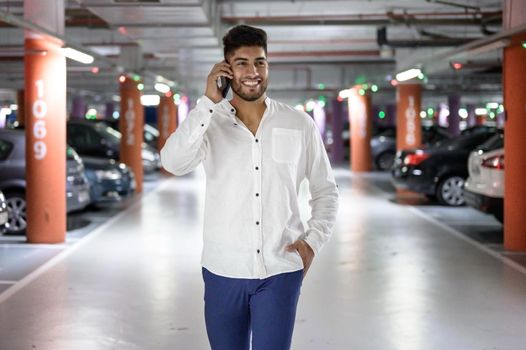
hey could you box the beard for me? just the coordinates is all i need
[231,79,268,102]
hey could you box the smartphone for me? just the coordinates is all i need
[217,76,231,98]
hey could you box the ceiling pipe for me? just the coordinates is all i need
[399,21,526,72]
[377,27,477,48]
[222,11,502,26]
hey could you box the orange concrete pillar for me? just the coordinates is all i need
[396,84,422,151]
[119,77,144,193]
[157,92,178,152]
[503,32,526,251]
[24,0,66,243]
[348,87,372,172]
[16,90,25,127]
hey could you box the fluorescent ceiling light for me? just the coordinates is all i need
[154,83,170,94]
[396,68,422,82]
[141,95,160,106]
[62,47,94,64]
[475,108,487,115]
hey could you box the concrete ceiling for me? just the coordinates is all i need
[0,0,505,106]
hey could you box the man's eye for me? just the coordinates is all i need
[237,62,246,66]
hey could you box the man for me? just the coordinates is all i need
[161,25,338,350]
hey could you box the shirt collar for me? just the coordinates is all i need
[219,96,272,119]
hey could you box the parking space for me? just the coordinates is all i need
[1,167,526,349]
[1,0,526,349]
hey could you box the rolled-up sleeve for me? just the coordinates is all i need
[303,120,339,256]
[160,96,216,176]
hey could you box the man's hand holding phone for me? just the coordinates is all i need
[205,61,233,104]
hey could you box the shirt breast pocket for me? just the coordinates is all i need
[271,128,302,164]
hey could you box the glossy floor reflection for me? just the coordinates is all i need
[1,166,526,350]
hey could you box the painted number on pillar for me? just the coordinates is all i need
[357,103,366,138]
[125,98,135,146]
[33,79,47,160]
[405,96,416,146]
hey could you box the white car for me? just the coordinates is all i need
[464,131,504,222]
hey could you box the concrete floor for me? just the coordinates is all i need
[1,167,526,350]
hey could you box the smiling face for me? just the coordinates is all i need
[227,46,268,102]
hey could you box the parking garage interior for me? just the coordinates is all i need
[0,0,526,349]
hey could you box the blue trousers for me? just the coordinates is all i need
[202,267,303,350]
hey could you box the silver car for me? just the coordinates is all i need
[0,129,91,235]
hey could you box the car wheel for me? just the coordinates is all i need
[376,151,396,171]
[5,191,27,235]
[436,175,466,206]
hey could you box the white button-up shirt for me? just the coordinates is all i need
[161,96,339,279]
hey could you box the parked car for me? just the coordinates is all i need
[461,125,497,135]
[82,155,136,206]
[0,190,8,234]
[370,125,451,170]
[67,120,161,173]
[0,129,90,235]
[464,130,504,222]
[391,129,497,206]
[97,119,160,149]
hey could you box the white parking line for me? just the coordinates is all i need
[0,179,171,304]
[363,175,526,277]
[407,206,526,276]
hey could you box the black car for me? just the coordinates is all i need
[82,156,136,206]
[100,119,160,149]
[370,125,451,170]
[67,120,161,173]
[391,130,497,206]
[371,125,451,170]
[0,129,91,235]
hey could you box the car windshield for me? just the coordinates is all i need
[378,129,396,138]
[432,131,495,150]
[144,124,160,137]
[0,139,13,161]
[95,123,122,144]
[476,131,504,152]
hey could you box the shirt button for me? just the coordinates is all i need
[209,109,213,113]
[231,108,235,113]
[257,249,260,254]
[233,123,237,126]
[201,124,204,127]
[256,221,260,225]
[255,139,259,143]
[255,166,259,170]
[256,193,259,197]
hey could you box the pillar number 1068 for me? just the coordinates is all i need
[33,79,47,160]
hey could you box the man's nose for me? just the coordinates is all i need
[247,64,258,75]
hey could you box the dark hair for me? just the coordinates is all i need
[222,25,268,59]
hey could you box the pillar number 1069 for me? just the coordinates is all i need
[33,79,47,160]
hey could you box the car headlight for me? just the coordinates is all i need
[0,192,5,202]
[95,169,122,181]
